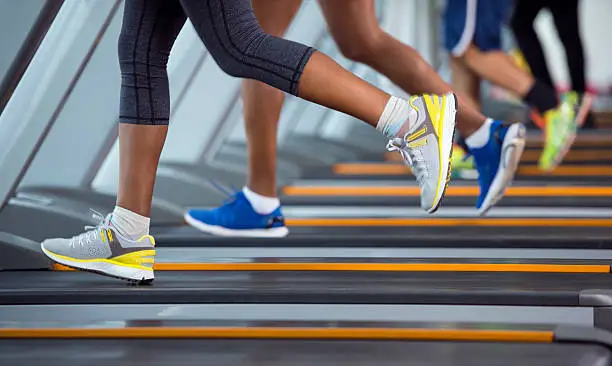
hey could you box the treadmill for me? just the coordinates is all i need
[3,2,612,364]
[2,321,612,366]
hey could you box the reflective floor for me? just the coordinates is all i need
[1,340,609,366]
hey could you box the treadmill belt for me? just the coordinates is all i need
[2,271,612,306]
[152,223,612,241]
[281,195,612,207]
[1,339,609,366]
[284,225,612,237]
[152,231,612,248]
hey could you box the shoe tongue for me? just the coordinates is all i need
[105,214,115,228]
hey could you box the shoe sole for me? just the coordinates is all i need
[427,92,458,214]
[41,243,154,285]
[478,123,526,216]
[184,213,290,238]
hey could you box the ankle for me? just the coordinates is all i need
[245,181,277,198]
[376,96,418,139]
[465,119,494,149]
[111,206,150,239]
[243,186,280,215]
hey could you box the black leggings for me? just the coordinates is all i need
[511,0,586,94]
[118,0,316,125]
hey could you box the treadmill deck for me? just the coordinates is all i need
[2,270,612,306]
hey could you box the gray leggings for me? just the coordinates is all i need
[118,0,316,125]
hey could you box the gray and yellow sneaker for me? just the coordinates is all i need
[41,213,155,284]
[387,93,458,213]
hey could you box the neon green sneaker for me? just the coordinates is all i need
[538,98,579,172]
[562,91,593,129]
[450,144,477,180]
[451,144,474,169]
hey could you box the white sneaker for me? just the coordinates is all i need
[387,93,457,213]
[41,212,155,284]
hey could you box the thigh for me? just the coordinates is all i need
[317,0,381,46]
[119,0,187,58]
[450,56,481,111]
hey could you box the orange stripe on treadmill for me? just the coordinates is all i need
[285,218,612,227]
[282,185,612,197]
[0,327,554,342]
[527,136,612,148]
[332,164,612,176]
[52,263,611,273]
[520,166,612,176]
[333,163,408,175]
[522,149,611,162]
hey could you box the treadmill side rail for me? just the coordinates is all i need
[0,232,50,270]
[580,290,612,307]
[554,325,612,350]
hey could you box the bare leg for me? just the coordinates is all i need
[450,57,481,111]
[116,125,168,217]
[246,48,389,196]
[459,46,534,98]
[297,52,389,125]
[318,0,484,136]
[244,0,303,197]
[449,57,480,153]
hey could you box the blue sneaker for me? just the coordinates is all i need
[184,192,289,237]
[469,121,526,215]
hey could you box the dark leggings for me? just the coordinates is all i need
[511,0,586,94]
[118,0,316,125]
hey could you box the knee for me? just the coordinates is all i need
[336,30,385,64]
[117,30,170,74]
[210,49,249,79]
[207,22,267,78]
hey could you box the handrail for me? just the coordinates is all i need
[0,0,65,118]
[0,0,122,212]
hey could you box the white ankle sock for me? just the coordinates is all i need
[110,206,150,240]
[376,96,418,139]
[243,186,280,215]
[465,118,493,149]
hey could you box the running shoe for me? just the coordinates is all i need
[185,191,289,237]
[387,93,457,213]
[451,143,475,170]
[470,120,526,215]
[450,143,477,180]
[538,94,585,171]
[563,91,593,129]
[41,212,155,284]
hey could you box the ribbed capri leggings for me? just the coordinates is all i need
[118,0,316,125]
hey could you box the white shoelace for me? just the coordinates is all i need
[386,137,429,187]
[70,209,109,249]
